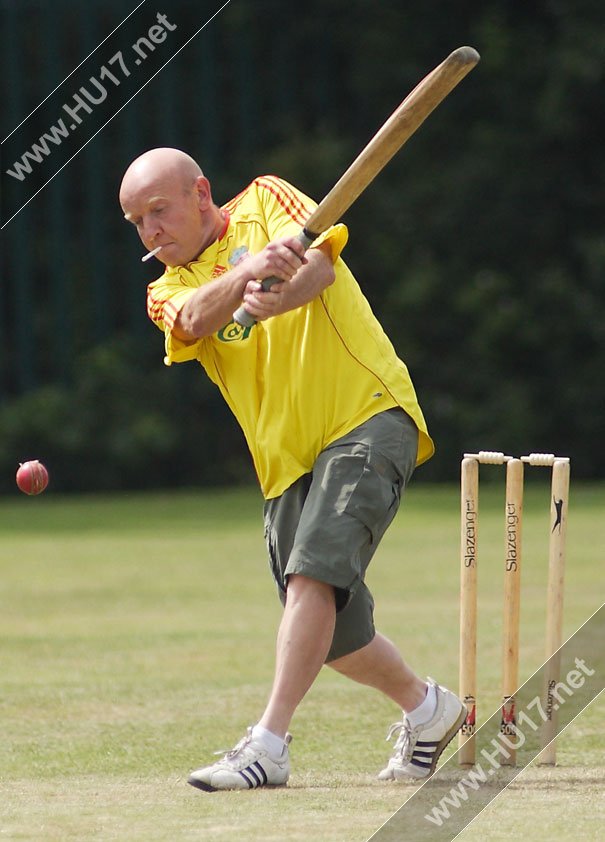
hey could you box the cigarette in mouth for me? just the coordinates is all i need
[141,246,163,262]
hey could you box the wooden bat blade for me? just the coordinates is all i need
[233,46,479,327]
[304,46,480,237]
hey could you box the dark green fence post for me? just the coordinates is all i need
[3,2,36,394]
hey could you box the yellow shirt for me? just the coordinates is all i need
[147,176,434,498]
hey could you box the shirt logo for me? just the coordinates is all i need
[217,248,254,341]
[217,321,253,342]
[228,246,250,266]
[211,263,227,279]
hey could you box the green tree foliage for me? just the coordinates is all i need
[1,0,603,490]
[259,0,605,479]
[0,337,255,493]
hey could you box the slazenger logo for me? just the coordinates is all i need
[217,321,253,342]
[464,500,476,567]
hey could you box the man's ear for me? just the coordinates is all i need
[195,176,212,210]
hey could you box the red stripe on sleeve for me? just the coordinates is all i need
[255,176,312,226]
[162,298,180,330]
[222,186,248,215]
[146,290,164,322]
[147,287,173,325]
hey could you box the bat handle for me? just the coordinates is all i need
[232,276,280,328]
[232,229,317,327]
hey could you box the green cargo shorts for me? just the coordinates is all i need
[263,408,419,662]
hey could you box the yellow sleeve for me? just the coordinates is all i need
[253,176,349,263]
[146,278,203,366]
[312,223,348,262]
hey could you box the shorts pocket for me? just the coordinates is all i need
[341,444,402,545]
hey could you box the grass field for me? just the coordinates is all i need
[1,480,603,841]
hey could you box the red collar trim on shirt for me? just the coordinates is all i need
[218,209,230,240]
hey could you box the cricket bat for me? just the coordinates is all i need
[233,45,480,327]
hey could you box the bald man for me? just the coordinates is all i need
[120,148,465,792]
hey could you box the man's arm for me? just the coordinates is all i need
[239,241,335,323]
[173,235,307,340]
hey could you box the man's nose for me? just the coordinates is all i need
[142,216,162,241]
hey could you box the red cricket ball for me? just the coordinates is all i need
[16,460,49,495]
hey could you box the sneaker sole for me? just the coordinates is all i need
[187,776,288,793]
[188,776,218,793]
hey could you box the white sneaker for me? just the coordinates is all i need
[378,679,466,782]
[188,728,292,792]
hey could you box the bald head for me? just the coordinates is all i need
[120,147,203,202]
[120,147,224,266]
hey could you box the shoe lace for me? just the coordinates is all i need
[385,719,413,762]
[213,727,253,760]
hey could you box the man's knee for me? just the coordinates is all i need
[285,574,335,606]
[328,637,371,671]
[324,581,376,662]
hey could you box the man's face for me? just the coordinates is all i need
[120,173,210,267]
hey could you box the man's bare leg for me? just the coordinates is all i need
[328,632,427,712]
[257,573,336,738]
[330,633,466,782]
